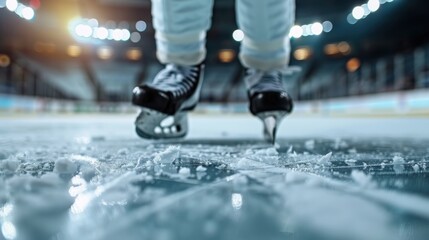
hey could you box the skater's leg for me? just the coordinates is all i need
[132,0,212,139]
[236,0,295,143]
[152,0,214,66]
[236,0,295,71]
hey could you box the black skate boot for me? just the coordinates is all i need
[245,68,293,144]
[132,63,204,139]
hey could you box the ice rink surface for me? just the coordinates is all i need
[1,114,429,240]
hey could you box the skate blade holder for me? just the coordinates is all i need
[256,111,289,144]
[135,108,188,139]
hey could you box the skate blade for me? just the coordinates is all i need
[135,108,188,140]
[257,111,289,144]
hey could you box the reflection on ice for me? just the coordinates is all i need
[70,193,93,215]
[74,136,91,145]
[1,221,17,240]
[231,193,243,210]
[0,204,13,218]
[70,154,99,166]
[68,175,87,197]
[2,117,429,240]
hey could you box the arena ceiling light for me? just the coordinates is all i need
[232,29,244,42]
[289,21,333,39]
[348,0,395,24]
[69,18,141,43]
[3,0,35,21]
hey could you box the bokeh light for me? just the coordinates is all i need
[22,6,34,20]
[368,0,380,12]
[121,29,131,41]
[94,27,108,40]
[323,21,333,32]
[126,48,143,61]
[218,49,236,63]
[67,45,82,57]
[290,25,303,39]
[130,32,141,43]
[97,47,113,60]
[5,0,18,12]
[232,29,244,42]
[294,47,312,60]
[352,6,365,20]
[136,20,147,32]
[0,54,11,67]
[311,22,323,35]
[75,24,93,38]
[347,58,361,72]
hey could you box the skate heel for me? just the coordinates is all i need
[257,111,289,144]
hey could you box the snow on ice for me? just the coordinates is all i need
[317,152,332,165]
[196,166,207,172]
[392,156,405,174]
[1,116,429,240]
[351,170,373,188]
[304,140,315,150]
[152,145,181,164]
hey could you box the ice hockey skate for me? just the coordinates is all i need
[132,63,204,139]
[245,68,293,144]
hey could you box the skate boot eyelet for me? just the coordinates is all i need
[154,126,162,134]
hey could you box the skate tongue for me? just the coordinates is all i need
[263,116,277,145]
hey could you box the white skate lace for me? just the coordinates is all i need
[152,64,199,98]
[245,66,301,93]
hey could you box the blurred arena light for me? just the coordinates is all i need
[310,22,323,35]
[130,32,141,43]
[121,29,131,41]
[5,0,17,11]
[94,27,109,40]
[21,6,34,20]
[232,29,244,42]
[69,18,135,42]
[347,14,358,24]
[338,41,352,55]
[67,45,82,57]
[368,0,380,12]
[218,49,236,63]
[324,43,339,55]
[346,58,361,72]
[293,47,312,61]
[290,25,303,39]
[0,0,5,8]
[112,29,123,41]
[290,21,332,39]
[135,20,147,32]
[352,6,365,20]
[349,0,394,23]
[324,42,352,56]
[0,54,11,67]
[5,0,35,20]
[29,0,40,9]
[322,21,333,33]
[88,18,98,27]
[97,47,113,60]
[126,48,142,61]
[75,24,93,37]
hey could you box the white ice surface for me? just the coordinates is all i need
[0,114,429,240]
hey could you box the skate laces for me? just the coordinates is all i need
[152,64,199,97]
[245,66,301,93]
